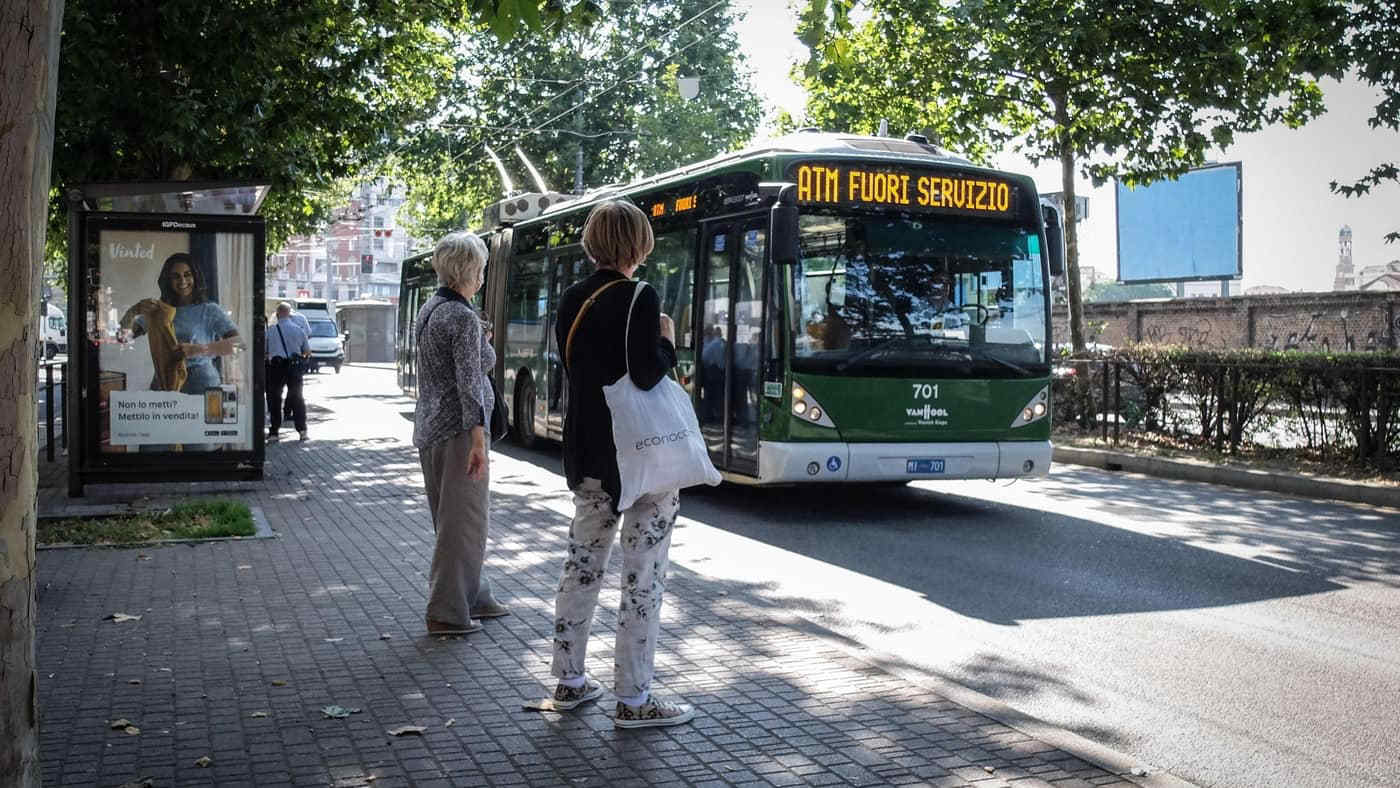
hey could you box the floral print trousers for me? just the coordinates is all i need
[551,478,680,699]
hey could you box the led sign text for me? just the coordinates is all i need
[649,193,699,219]
[794,164,1014,216]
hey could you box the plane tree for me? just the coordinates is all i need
[797,0,1347,351]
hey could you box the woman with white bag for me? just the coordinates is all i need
[544,199,711,729]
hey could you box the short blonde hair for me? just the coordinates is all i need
[582,200,654,269]
[432,231,488,290]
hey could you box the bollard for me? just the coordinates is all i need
[60,362,67,449]
[1101,360,1110,442]
[1113,362,1121,444]
[45,363,55,462]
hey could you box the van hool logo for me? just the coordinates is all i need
[635,428,691,451]
[905,404,950,421]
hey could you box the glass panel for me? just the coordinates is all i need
[505,255,548,358]
[729,226,765,471]
[791,212,1048,376]
[698,231,730,460]
[639,227,697,350]
[547,253,589,433]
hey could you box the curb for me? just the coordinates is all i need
[1054,446,1400,509]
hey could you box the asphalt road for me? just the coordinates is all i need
[653,468,1400,788]
[491,440,1400,788]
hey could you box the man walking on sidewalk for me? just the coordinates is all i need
[266,302,311,441]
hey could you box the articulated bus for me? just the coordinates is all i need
[398,130,1064,485]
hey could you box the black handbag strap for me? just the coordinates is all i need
[274,322,296,361]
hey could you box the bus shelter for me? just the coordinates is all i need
[66,181,269,496]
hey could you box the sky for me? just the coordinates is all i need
[730,1,1399,293]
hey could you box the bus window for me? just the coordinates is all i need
[641,227,697,349]
[506,255,548,351]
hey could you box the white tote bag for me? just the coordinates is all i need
[603,282,721,510]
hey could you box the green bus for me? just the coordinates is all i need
[399,130,1064,484]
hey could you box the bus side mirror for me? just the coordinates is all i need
[1041,203,1065,277]
[769,184,800,266]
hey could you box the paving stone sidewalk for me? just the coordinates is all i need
[35,365,1157,787]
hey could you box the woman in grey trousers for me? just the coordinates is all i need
[412,232,509,635]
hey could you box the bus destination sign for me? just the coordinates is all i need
[791,163,1018,218]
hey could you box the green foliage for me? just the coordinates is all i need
[1054,346,1400,464]
[48,0,601,276]
[1083,281,1175,303]
[391,0,761,238]
[38,498,255,546]
[1331,0,1400,243]
[798,0,1348,352]
[800,0,1346,182]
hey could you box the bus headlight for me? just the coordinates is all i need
[1010,386,1050,428]
[791,380,836,428]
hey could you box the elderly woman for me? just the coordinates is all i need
[545,200,693,729]
[412,232,509,636]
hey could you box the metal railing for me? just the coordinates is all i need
[38,359,67,462]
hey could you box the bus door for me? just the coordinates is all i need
[697,217,766,475]
[545,251,589,438]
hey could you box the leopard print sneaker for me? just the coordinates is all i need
[551,676,603,710]
[613,696,696,729]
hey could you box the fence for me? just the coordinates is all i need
[1053,349,1400,467]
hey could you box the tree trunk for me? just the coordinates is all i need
[1051,92,1086,353]
[1,1,63,785]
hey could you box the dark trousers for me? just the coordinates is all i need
[266,359,306,434]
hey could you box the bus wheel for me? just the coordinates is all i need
[513,378,538,448]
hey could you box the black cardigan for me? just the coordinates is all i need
[555,269,677,510]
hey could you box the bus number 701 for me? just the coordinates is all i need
[912,383,940,400]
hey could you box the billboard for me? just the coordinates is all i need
[77,213,263,466]
[1116,163,1241,283]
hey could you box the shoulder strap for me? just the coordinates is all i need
[274,322,289,357]
[622,281,647,379]
[415,299,444,347]
[564,278,631,368]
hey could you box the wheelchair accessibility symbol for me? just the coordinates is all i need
[826,456,842,472]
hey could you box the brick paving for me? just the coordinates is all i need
[35,364,1153,787]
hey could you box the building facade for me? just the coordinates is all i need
[266,180,420,306]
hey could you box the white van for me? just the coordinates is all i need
[305,317,344,374]
[39,302,66,359]
[292,298,335,323]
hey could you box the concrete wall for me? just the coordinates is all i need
[1053,291,1400,352]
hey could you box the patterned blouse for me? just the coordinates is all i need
[411,288,495,450]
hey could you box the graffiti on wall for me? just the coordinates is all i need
[1257,311,1385,352]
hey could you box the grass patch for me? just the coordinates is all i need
[39,499,255,546]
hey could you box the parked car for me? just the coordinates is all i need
[306,318,344,373]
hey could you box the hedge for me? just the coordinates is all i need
[1053,347,1400,465]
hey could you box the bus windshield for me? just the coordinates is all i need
[792,212,1049,376]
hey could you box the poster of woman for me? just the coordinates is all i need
[93,229,255,452]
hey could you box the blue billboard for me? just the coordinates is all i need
[1116,163,1241,283]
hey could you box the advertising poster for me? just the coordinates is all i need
[90,226,256,452]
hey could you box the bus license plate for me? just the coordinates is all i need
[907,458,945,474]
